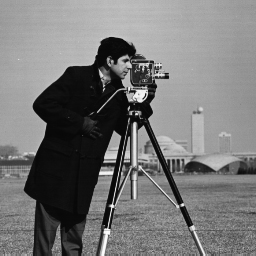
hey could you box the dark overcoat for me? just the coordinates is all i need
[24,62,152,214]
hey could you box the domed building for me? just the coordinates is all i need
[101,136,192,175]
[145,136,193,173]
[145,135,188,154]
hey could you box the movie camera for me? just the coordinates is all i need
[130,54,169,86]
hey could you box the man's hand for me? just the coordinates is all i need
[146,83,157,103]
[82,117,103,139]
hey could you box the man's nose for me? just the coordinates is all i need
[127,61,132,69]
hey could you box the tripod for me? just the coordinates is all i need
[96,102,206,255]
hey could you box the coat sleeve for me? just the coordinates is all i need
[114,95,129,136]
[33,67,84,136]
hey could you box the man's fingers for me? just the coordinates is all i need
[89,127,103,139]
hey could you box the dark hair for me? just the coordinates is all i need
[96,37,136,67]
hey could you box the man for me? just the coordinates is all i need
[24,37,156,255]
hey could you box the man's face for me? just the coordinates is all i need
[110,54,132,80]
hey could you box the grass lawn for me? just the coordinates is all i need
[0,174,256,255]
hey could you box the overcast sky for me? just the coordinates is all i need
[1,0,256,154]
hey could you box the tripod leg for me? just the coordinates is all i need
[96,118,130,256]
[130,118,139,199]
[138,166,178,208]
[115,166,133,205]
[143,118,206,256]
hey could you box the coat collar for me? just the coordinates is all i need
[90,60,124,98]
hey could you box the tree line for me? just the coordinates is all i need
[0,145,19,156]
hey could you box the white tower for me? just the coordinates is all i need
[218,132,231,153]
[191,107,205,154]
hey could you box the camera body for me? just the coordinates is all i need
[130,55,169,86]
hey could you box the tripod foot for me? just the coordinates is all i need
[189,226,206,256]
[96,226,111,256]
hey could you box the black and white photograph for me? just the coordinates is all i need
[1,0,256,254]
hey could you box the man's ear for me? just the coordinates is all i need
[106,56,113,67]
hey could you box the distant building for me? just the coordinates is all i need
[219,132,231,153]
[101,147,150,175]
[0,155,34,178]
[191,107,205,154]
[184,153,247,174]
[175,140,188,151]
[144,136,193,173]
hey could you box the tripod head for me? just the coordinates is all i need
[89,86,150,118]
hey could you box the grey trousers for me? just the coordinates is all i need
[33,201,87,256]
